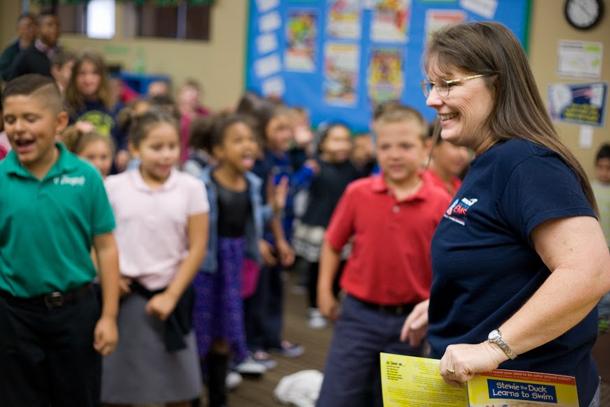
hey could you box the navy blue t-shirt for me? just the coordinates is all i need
[428,138,598,405]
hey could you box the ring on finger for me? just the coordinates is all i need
[447,367,456,374]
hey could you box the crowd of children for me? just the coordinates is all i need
[1,14,608,407]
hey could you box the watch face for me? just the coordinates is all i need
[565,0,603,29]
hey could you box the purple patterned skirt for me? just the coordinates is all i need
[192,237,248,363]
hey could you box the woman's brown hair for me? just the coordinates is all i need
[425,22,597,213]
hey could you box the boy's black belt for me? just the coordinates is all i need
[356,297,416,316]
[0,284,93,310]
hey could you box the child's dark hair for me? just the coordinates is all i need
[315,122,351,155]
[190,113,255,155]
[51,49,76,69]
[129,109,179,148]
[18,12,36,24]
[62,125,115,155]
[149,94,180,121]
[2,74,63,113]
[596,143,610,163]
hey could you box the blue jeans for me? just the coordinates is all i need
[316,295,422,407]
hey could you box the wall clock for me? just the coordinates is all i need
[564,0,604,30]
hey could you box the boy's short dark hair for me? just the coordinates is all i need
[38,9,57,23]
[2,74,63,114]
[18,12,36,24]
[596,143,610,163]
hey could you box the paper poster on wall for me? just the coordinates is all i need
[558,40,603,79]
[256,0,279,13]
[257,33,278,54]
[324,43,360,106]
[548,82,608,127]
[425,10,466,46]
[259,11,282,33]
[460,0,497,19]
[367,47,404,104]
[262,76,285,97]
[371,0,411,43]
[327,0,361,39]
[285,10,317,72]
[255,54,281,78]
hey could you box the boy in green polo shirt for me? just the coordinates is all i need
[0,74,120,407]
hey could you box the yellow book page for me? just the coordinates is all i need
[467,370,579,407]
[380,353,468,407]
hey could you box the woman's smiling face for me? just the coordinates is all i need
[425,58,495,153]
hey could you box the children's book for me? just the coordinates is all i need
[380,353,579,407]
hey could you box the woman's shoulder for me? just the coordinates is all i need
[486,138,562,173]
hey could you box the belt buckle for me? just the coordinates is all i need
[44,291,64,308]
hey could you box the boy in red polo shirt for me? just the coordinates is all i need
[316,105,451,407]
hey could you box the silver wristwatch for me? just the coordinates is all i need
[488,329,517,360]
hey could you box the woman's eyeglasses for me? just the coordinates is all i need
[421,74,486,98]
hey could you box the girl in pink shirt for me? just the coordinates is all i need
[101,110,209,407]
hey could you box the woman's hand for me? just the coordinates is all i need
[400,299,429,347]
[439,342,508,386]
[146,291,179,321]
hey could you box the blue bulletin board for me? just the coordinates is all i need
[246,0,531,132]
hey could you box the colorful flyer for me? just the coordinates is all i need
[324,43,359,106]
[370,0,411,43]
[380,353,468,407]
[468,370,579,406]
[425,9,466,46]
[380,353,580,407]
[548,82,608,127]
[285,10,317,72]
[327,0,361,40]
[367,47,404,103]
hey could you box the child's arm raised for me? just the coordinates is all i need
[146,213,208,321]
[93,232,120,356]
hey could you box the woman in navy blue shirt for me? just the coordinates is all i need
[400,22,610,406]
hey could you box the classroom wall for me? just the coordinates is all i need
[0,1,22,48]
[55,0,247,111]
[0,0,607,177]
[529,0,610,177]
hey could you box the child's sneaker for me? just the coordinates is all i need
[271,340,305,358]
[308,308,327,329]
[235,356,267,376]
[226,371,243,390]
[251,350,278,370]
